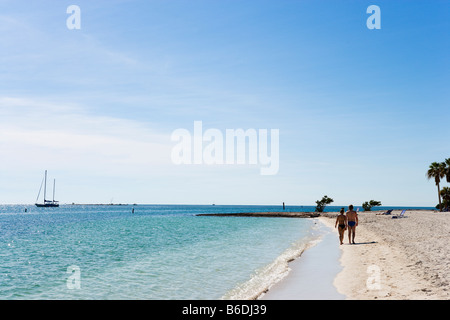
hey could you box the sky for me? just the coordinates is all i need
[0,0,448,206]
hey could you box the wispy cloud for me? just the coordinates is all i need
[0,97,172,174]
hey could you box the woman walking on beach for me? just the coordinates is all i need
[346,205,358,244]
[335,208,347,245]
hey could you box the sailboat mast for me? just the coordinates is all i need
[44,170,47,202]
[35,170,59,207]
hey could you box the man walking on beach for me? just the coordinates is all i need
[346,205,358,244]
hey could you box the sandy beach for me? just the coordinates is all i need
[260,210,450,300]
[320,210,450,299]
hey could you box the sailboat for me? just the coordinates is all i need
[35,170,59,207]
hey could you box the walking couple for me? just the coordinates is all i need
[335,205,358,245]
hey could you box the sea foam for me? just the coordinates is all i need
[221,221,323,300]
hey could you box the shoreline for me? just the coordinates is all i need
[221,218,322,300]
[259,218,345,300]
[257,209,450,300]
[320,210,450,299]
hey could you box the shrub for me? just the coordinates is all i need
[362,200,382,211]
[315,195,334,212]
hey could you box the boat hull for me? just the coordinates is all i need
[35,203,59,208]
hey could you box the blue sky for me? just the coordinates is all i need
[0,0,448,206]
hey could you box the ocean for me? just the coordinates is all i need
[0,204,433,300]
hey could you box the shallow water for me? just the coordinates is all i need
[0,204,320,299]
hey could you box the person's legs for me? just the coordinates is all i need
[338,227,344,244]
[348,227,352,244]
[348,226,356,244]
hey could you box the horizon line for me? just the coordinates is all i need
[0,203,437,208]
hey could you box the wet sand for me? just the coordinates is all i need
[320,210,450,299]
[260,219,344,300]
[259,210,450,300]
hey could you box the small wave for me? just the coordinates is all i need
[221,224,324,300]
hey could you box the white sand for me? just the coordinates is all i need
[321,210,450,299]
[261,210,450,300]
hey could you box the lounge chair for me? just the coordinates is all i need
[376,209,393,215]
[392,209,406,219]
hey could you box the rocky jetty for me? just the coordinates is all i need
[196,212,320,218]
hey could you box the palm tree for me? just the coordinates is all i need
[427,162,446,211]
[441,187,450,211]
[444,158,450,183]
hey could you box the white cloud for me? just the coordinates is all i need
[0,97,173,175]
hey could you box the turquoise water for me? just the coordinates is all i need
[0,205,323,300]
[0,204,434,299]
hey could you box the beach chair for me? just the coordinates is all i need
[392,209,406,219]
[376,209,393,215]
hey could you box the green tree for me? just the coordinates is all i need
[427,162,446,212]
[315,195,334,212]
[440,187,450,211]
[362,200,382,211]
[444,158,450,183]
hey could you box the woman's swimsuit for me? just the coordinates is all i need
[338,224,346,229]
